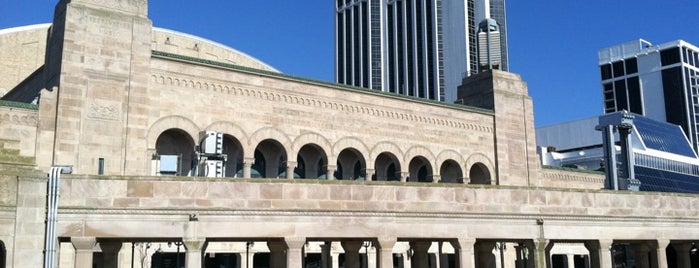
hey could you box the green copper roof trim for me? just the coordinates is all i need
[151,50,494,115]
[0,100,39,110]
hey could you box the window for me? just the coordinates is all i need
[613,61,625,78]
[625,58,638,75]
[600,64,612,80]
[660,48,681,66]
[627,76,642,114]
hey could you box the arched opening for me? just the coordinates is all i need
[439,160,463,183]
[469,163,491,184]
[222,134,244,178]
[409,156,433,182]
[0,240,5,268]
[253,139,287,178]
[336,148,366,180]
[296,144,328,179]
[155,129,196,176]
[374,152,401,181]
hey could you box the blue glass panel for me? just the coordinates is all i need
[635,166,699,193]
[634,116,697,157]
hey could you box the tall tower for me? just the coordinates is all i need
[488,0,509,71]
[335,0,508,103]
[478,18,502,71]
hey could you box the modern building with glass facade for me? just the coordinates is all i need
[334,0,509,103]
[537,112,699,194]
[598,39,699,152]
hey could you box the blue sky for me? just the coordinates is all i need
[1,0,697,126]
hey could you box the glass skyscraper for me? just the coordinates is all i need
[335,0,509,103]
[599,39,699,152]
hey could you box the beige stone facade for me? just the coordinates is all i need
[0,0,697,268]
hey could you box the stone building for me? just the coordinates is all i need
[0,0,697,268]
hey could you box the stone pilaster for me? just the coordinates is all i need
[457,238,476,268]
[71,237,96,268]
[585,240,614,268]
[286,237,306,268]
[457,70,540,186]
[183,239,205,268]
[44,0,152,174]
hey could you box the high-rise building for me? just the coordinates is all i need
[598,39,699,152]
[334,0,509,102]
[477,18,502,71]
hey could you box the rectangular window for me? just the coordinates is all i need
[627,76,642,114]
[660,48,681,66]
[614,80,628,111]
[662,66,688,133]
[613,61,625,78]
[600,64,612,80]
[625,58,638,75]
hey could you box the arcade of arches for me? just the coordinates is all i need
[153,128,489,184]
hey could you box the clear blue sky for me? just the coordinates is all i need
[1,1,697,126]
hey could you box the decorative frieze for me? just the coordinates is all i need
[150,73,494,133]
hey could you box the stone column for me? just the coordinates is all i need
[243,157,255,178]
[672,242,693,268]
[457,238,476,268]
[566,254,575,268]
[365,168,375,181]
[286,237,307,268]
[71,237,96,268]
[652,240,670,268]
[183,239,205,268]
[368,247,377,268]
[321,242,332,268]
[633,243,651,268]
[378,237,397,268]
[268,241,287,268]
[286,161,297,179]
[332,252,340,268]
[400,172,409,182]
[585,240,613,268]
[342,241,364,268]
[432,174,441,183]
[327,165,337,180]
[476,241,496,268]
[99,241,122,268]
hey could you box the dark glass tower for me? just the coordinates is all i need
[335,0,508,102]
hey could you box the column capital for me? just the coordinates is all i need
[183,239,206,252]
[285,237,307,250]
[377,236,397,250]
[400,171,409,182]
[431,174,441,183]
[71,236,96,250]
[243,157,255,165]
[456,238,476,252]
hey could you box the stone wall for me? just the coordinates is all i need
[0,24,49,98]
[539,167,605,190]
[0,104,39,157]
[55,175,699,241]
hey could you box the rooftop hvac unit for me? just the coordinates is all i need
[200,131,223,155]
[201,159,224,178]
[159,155,179,175]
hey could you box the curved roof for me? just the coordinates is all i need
[0,23,280,73]
[152,27,280,73]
